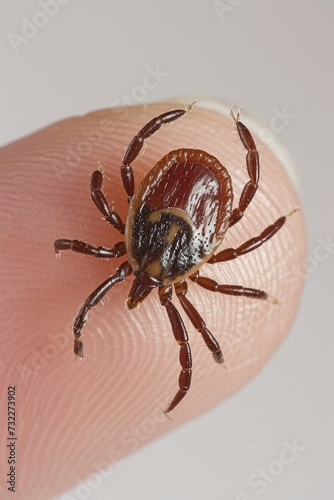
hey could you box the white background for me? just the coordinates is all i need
[2,1,333,499]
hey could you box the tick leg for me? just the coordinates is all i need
[229,110,260,228]
[159,285,192,414]
[208,215,286,264]
[190,271,268,300]
[73,261,132,357]
[174,281,224,364]
[91,168,125,233]
[54,239,126,260]
[121,105,193,199]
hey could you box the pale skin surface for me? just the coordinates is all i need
[0,102,306,499]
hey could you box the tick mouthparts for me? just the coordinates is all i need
[126,272,161,310]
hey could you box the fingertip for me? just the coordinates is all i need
[0,101,306,499]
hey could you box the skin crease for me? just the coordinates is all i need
[0,102,306,499]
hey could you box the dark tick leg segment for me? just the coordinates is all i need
[73,261,132,357]
[159,286,192,414]
[229,112,260,228]
[174,281,224,364]
[121,108,188,198]
[54,239,126,259]
[208,215,286,264]
[190,272,268,300]
[91,169,125,234]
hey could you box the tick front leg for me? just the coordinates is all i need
[121,105,194,198]
[190,272,268,301]
[229,110,260,228]
[54,239,126,259]
[208,215,287,264]
[174,281,224,364]
[73,261,132,357]
[159,286,192,414]
[91,168,125,234]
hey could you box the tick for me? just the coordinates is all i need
[54,104,289,414]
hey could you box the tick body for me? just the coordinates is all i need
[126,148,233,305]
[54,105,288,414]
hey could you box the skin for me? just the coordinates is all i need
[0,102,306,499]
